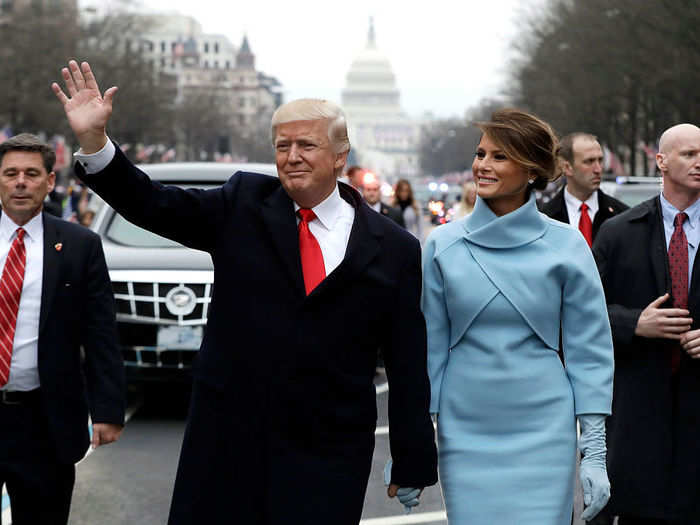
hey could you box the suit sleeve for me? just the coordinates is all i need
[82,234,125,425]
[382,237,438,488]
[561,236,614,415]
[421,234,450,415]
[593,223,643,347]
[76,144,236,252]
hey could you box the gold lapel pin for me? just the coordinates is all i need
[55,243,63,251]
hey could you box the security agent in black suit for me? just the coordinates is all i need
[53,60,437,525]
[593,124,700,525]
[0,134,124,524]
[362,173,406,228]
[540,132,628,242]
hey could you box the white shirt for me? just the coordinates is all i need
[564,187,599,227]
[369,202,381,213]
[0,213,43,391]
[294,185,354,275]
[76,139,356,275]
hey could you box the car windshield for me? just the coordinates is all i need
[106,214,182,248]
[600,180,662,208]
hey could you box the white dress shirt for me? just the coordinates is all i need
[564,187,599,227]
[0,213,43,391]
[294,185,354,275]
[369,202,381,213]
[76,139,356,275]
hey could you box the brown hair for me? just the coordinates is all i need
[392,179,418,211]
[558,132,598,165]
[475,108,560,191]
[0,133,56,173]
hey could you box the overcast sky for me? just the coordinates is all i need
[83,0,541,118]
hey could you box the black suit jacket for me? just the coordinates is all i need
[379,202,406,228]
[6,211,125,464]
[593,196,700,519]
[540,187,628,241]
[77,146,438,523]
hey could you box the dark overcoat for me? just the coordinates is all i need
[593,196,700,521]
[76,146,438,525]
[379,202,406,228]
[540,186,628,241]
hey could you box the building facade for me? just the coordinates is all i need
[341,18,420,181]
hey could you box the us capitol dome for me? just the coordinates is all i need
[341,18,420,180]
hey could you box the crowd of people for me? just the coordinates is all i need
[0,56,697,525]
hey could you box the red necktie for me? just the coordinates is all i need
[0,228,27,387]
[297,209,326,295]
[668,212,689,374]
[579,203,593,247]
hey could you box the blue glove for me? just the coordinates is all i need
[383,458,422,514]
[578,414,611,521]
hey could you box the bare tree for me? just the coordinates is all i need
[510,0,700,175]
[0,3,81,135]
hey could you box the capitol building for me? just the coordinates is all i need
[341,19,421,181]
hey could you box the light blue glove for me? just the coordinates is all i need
[383,458,422,514]
[578,414,611,522]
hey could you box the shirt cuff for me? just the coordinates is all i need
[74,139,116,174]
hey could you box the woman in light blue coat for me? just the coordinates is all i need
[422,109,614,524]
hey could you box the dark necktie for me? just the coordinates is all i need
[297,209,326,295]
[668,212,689,374]
[579,203,593,247]
[0,228,27,387]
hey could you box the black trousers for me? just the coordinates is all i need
[0,393,75,525]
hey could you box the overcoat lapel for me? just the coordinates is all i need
[593,191,613,233]
[40,212,62,334]
[647,197,671,299]
[260,186,305,297]
[309,185,381,298]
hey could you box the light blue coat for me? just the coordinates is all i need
[422,194,614,524]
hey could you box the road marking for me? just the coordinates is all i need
[1,400,142,522]
[376,382,389,394]
[360,510,447,524]
[376,421,436,436]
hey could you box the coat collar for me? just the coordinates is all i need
[260,182,382,300]
[462,193,547,248]
[310,183,382,298]
[621,196,669,298]
[261,185,306,297]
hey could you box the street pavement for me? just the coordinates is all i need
[56,371,593,524]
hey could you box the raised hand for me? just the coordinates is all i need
[52,60,117,154]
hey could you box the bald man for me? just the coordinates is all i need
[592,124,700,524]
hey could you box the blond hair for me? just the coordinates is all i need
[271,98,350,154]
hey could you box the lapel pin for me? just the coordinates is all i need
[54,243,63,251]
[608,206,614,213]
